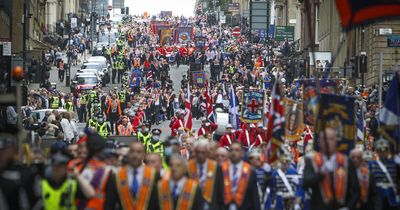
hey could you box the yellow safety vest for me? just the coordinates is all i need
[88,119,97,128]
[51,97,59,109]
[65,102,74,112]
[137,132,151,145]
[80,95,87,105]
[97,122,109,137]
[117,91,126,103]
[42,179,77,210]
[146,141,164,156]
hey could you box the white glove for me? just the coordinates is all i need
[294,204,301,210]
[394,154,400,165]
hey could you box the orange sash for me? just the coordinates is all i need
[158,179,197,210]
[187,160,217,203]
[116,166,155,210]
[359,164,369,202]
[313,152,348,204]
[221,161,251,206]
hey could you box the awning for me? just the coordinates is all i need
[31,39,51,50]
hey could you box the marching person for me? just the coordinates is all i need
[369,138,400,210]
[137,123,152,148]
[117,117,133,136]
[221,142,261,210]
[187,140,225,210]
[238,124,257,150]
[197,118,218,138]
[104,142,160,210]
[157,154,204,210]
[219,124,236,149]
[96,114,111,138]
[303,128,359,210]
[106,94,122,134]
[170,110,185,137]
[349,148,381,210]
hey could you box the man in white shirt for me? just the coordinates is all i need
[6,106,18,125]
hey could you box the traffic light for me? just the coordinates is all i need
[359,54,367,73]
[125,7,129,15]
[121,7,125,14]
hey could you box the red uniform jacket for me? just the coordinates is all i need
[197,123,218,137]
[170,118,185,137]
[220,132,236,148]
[238,129,257,148]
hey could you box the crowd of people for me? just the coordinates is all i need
[1,11,399,210]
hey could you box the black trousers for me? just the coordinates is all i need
[58,70,65,82]
[112,69,117,84]
[117,70,123,83]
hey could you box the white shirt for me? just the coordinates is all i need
[229,161,243,193]
[128,165,144,189]
[197,160,208,186]
[170,177,187,196]
[6,106,17,125]
[60,118,74,141]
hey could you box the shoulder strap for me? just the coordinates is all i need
[277,169,295,196]
[376,159,397,190]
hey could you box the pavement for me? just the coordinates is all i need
[28,54,209,140]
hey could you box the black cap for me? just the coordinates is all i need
[51,150,72,165]
[87,133,106,155]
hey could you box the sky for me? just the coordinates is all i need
[126,0,196,17]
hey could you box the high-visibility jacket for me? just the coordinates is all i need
[64,101,74,112]
[89,91,98,103]
[106,99,121,115]
[97,122,110,137]
[146,140,164,156]
[117,91,126,103]
[118,61,125,71]
[42,179,77,210]
[51,97,60,109]
[137,132,151,146]
[117,124,133,136]
[87,119,97,129]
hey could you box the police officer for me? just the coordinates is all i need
[137,122,152,148]
[117,59,125,83]
[39,150,95,210]
[117,87,127,110]
[111,60,118,84]
[96,114,111,138]
[369,138,400,210]
[89,98,102,118]
[86,114,98,130]
[147,129,164,156]
[64,96,74,112]
[50,92,61,109]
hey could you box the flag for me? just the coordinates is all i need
[266,80,285,164]
[379,72,400,152]
[185,83,192,131]
[356,101,365,142]
[146,71,153,81]
[335,0,400,30]
[229,83,240,130]
[204,81,215,123]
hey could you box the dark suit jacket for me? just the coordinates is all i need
[172,185,204,210]
[303,155,360,210]
[104,170,160,210]
[222,168,261,210]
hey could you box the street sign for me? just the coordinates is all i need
[259,30,265,38]
[387,35,400,47]
[379,28,392,35]
[220,15,226,24]
[275,26,295,41]
[250,1,270,33]
[108,5,112,11]
[232,27,241,37]
[0,40,11,56]
[228,3,240,13]
[71,17,77,28]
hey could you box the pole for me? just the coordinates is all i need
[379,52,383,113]
[23,0,28,81]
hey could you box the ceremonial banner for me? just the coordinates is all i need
[302,79,339,125]
[241,90,265,123]
[335,0,400,30]
[191,71,206,88]
[284,98,304,141]
[151,21,170,34]
[130,68,142,89]
[315,94,356,154]
[160,29,173,46]
[174,27,193,44]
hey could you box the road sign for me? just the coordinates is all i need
[0,38,11,56]
[228,3,240,13]
[275,26,295,41]
[232,27,241,37]
[259,30,265,38]
[387,35,400,47]
[250,1,270,33]
[220,15,226,24]
[108,5,112,11]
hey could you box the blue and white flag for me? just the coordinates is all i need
[379,71,400,152]
[356,101,365,142]
[229,83,240,130]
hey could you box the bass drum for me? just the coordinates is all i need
[215,112,229,136]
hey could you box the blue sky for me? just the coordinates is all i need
[126,0,196,17]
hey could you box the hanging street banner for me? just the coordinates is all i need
[191,71,206,88]
[241,90,265,123]
[174,27,193,44]
[302,79,339,126]
[160,29,173,46]
[335,0,400,30]
[314,94,356,154]
[275,26,295,41]
[284,98,304,141]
